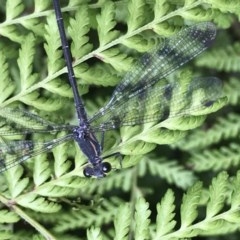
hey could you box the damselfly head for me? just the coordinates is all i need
[83,162,112,178]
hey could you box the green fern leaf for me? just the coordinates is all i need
[22,18,46,37]
[54,197,124,231]
[16,193,61,213]
[98,48,134,72]
[118,139,156,156]
[20,93,64,111]
[0,232,14,240]
[225,77,240,105]
[75,63,120,86]
[34,0,51,12]
[208,0,240,17]
[34,185,79,198]
[176,113,240,151]
[52,138,72,177]
[153,171,240,238]
[0,26,24,43]
[4,166,29,198]
[180,7,214,21]
[196,42,240,72]
[127,0,147,32]
[122,34,157,52]
[114,203,131,240]
[145,157,197,189]
[155,189,176,237]
[46,176,90,190]
[17,33,39,90]
[96,2,120,47]
[206,172,228,218]
[134,197,151,240]
[87,227,103,240]
[6,0,24,20]
[69,6,93,58]
[230,171,240,209]
[153,22,180,37]
[44,14,64,75]
[180,182,202,228]
[154,0,169,20]
[139,127,187,145]
[190,143,240,171]
[32,235,47,240]
[42,78,73,97]
[0,51,15,103]
[0,210,19,223]
[33,154,51,186]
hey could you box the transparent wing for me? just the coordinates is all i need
[0,134,73,173]
[90,77,222,131]
[0,108,75,135]
[90,22,217,130]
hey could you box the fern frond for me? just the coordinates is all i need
[0,0,236,239]
[19,93,64,111]
[181,182,202,229]
[33,154,51,186]
[196,42,240,72]
[122,33,157,52]
[175,113,240,151]
[208,0,240,18]
[69,5,93,58]
[98,48,134,72]
[54,197,124,232]
[0,232,14,240]
[21,18,46,38]
[224,77,240,105]
[42,78,73,97]
[127,0,147,32]
[52,138,72,177]
[75,62,120,86]
[16,193,61,213]
[87,227,103,240]
[96,1,120,47]
[231,171,240,209]
[0,210,19,223]
[206,172,228,218]
[151,171,240,239]
[134,197,151,240]
[44,14,64,75]
[180,6,214,21]
[155,189,176,237]
[189,143,240,172]
[4,166,29,198]
[153,0,169,20]
[114,203,131,240]
[18,33,39,90]
[144,156,197,189]
[0,51,15,103]
[6,0,24,20]
[0,26,24,43]
[97,172,240,239]
[34,0,51,12]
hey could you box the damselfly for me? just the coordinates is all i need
[0,0,224,177]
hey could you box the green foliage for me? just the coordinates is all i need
[49,171,240,239]
[0,0,238,239]
[96,1,120,47]
[196,42,240,72]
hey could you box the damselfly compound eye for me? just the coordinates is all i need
[102,162,112,173]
